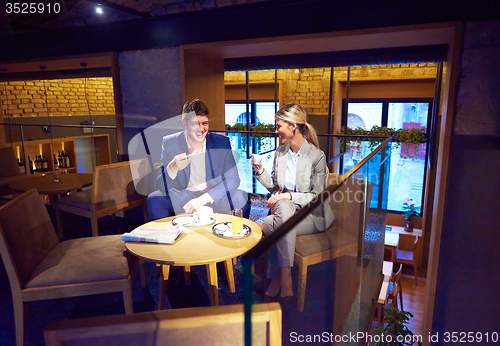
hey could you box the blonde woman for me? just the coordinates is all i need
[252,103,333,299]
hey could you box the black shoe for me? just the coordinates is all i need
[262,294,279,303]
[278,295,293,305]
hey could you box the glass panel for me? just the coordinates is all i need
[387,102,428,213]
[347,103,383,130]
[255,102,277,125]
[242,141,391,345]
[225,103,248,126]
[224,80,279,195]
[343,103,383,173]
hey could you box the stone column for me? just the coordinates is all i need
[116,47,183,156]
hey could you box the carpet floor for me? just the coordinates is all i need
[0,201,338,346]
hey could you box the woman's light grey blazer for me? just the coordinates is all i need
[256,140,334,230]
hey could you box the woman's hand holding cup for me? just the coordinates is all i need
[251,154,264,175]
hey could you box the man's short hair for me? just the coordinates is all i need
[182,99,209,120]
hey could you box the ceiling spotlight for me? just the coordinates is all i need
[95,5,103,15]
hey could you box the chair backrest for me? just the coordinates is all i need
[392,263,403,283]
[397,233,418,252]
[0,146,21,177]
[92,159,148,210]
[389,263,403,303]
[44,303,282,346]
[0,189,59,292]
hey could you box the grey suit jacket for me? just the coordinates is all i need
[256,140,334,231]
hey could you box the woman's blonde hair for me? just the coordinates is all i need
[275,103,319,147]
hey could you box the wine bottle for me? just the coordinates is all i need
[18,157,26,174]
[65,151,70,168]
[34,156,39,171]
[28,156,33,174]
[42,156,48,171]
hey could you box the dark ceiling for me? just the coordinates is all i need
[0,0,274,35]
[0,0,499,66]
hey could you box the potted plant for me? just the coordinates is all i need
[339,125,426,160]
[373,305,422,346]
[402,199,418,232]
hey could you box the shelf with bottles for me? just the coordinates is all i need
[12,134,111,175]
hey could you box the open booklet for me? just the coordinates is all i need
[121,225,185,244]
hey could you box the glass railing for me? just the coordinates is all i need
[1,122,118,174]
[225,131,277,195]
[241,136,392,345]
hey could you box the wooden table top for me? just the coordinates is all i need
[9,173,93,195]
[386,225,422,237]
[125,213,263,266]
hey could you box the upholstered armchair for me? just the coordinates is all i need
[294,174,374,311]
[0,189,137,346]
[55,159,149,237]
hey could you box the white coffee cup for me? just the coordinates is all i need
[252,154,263,164]
[193,206,213,224]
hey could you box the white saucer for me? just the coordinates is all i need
[172,215,216,227]
[212,222,251,239]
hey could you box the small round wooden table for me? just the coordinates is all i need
[9,173,93,206]
[125,213,262,309]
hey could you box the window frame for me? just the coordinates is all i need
[341,97,433,216]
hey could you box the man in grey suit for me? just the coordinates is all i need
[147,99,250,220]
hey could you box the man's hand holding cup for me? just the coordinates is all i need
[168,153,191,174]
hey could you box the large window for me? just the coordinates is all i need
[342,99,431,214]
[225,101,278,195]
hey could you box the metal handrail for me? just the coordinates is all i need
[241,135,393,346]
[0,122,116,129]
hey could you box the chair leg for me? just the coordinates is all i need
[13,299,24,346]
[297,262,308,312]
[399,288,404,311]
[413,262,418,286]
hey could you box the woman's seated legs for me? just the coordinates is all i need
[262,199,319,297]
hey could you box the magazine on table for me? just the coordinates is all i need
[121,225,185,244]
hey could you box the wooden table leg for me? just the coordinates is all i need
[206,262,219,306]
[139,259,147,288]
[159,264,170,310]
[184,266,191,286]
[224,259,236,293]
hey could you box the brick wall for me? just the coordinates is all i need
[224,64,438,115]
[0,77,115,118]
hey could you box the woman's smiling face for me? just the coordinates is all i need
[275,118,295,143]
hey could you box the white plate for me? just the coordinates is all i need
[172,215,216,227]
[212,222,251,239]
